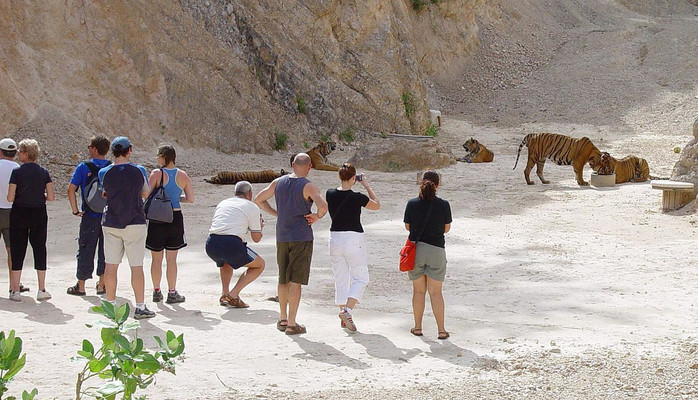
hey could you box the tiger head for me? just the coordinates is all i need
[462,138,480,156]
[590,151,614,175]
[316,141,336,157]
[588,151,610,172]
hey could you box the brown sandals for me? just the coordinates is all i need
[438,331,450,340]
[276,319,288,332]
[219,294,249,308]
[285,324,306,335]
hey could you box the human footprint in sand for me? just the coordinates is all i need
[403,171,452,340]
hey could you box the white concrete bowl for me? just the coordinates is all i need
[591,172,616,187]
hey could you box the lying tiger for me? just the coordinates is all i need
[457,138,494,163]
[205,169,287,185]
[513,132,601,186]
[589,152,650,184]
[303,141,341,171]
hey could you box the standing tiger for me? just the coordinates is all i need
[205,169,287,185]
[305,141,340,171]
[590,152,650,184]
[457,138,494,163]
[513,132,601,186]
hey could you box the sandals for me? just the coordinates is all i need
[219,294,249,308]
[410,328,423,337]
[438,331,450,340]
[276,319,288,332]
[285,324,306,335]
[66,282,86,296]
[96,283,106,295]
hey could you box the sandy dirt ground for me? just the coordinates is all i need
[3,115,698,399]
[4,3,698,399]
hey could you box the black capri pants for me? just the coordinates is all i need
[10,205,48,271]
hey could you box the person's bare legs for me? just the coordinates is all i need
[230,256,265,298]
[9,269,21,293]
[346,297,358,309]
[36,270,46,291]
[287,282,302,327]
[130,266,145,304]
[219,264,233,296]
[278,282,289,321]
[104,263,119,302]
[150,250,164,290]
[411,276,427,333]
[165,250,178,291]
[426,277,445,333]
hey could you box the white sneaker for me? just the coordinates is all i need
[9,291,21,302]
[36,290,52,301]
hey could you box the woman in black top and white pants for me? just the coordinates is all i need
[325,164,380,332]
[403,171,452,339]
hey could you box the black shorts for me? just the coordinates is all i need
[145,210,187,251]
[206,234,258,269]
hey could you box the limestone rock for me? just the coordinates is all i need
[671,136,698,196]
[0,1,491,153]
[693,117,698,139]
[348,138,455,172]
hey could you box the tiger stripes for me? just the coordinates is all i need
[513,132,601,186]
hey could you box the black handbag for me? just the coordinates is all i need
[143,170,173,223]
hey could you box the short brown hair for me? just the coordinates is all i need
[90,135,110,156]
[157,144,176,165]
[339,163,356,181]
[18,139,40,162]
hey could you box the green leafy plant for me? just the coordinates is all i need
[425,122,439,137]
[303,141,310,149]
[402,90,415,120]
[273,133,288,151]
[320,134,330,142]
[296,96,307,114]
[0,330,37,400]
[73,301,185,400]
[339,127,356,143]
[410,0,442,11]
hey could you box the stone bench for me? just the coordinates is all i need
[651,180,695,211]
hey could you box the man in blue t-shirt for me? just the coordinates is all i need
[67,135,111,296]
[98,136,155,319]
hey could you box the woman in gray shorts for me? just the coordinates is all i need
[403,171,452,340]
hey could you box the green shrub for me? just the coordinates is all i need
[339,127,356,143]
[0,330,37,400]
[296,96,307,114]
[402,90,415,120]
[320,134,330,142]
[425,123,439,137]
[303,141,310,149]
[73,301,185,400]
[410,0,442,11]
[273,133,288,151]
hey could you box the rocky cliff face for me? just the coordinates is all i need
[0,0,492,153]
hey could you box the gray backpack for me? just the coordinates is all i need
[143,170,173,223]
[83,161,110,214]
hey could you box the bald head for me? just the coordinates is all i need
[292,153,312,177]
[293,153,311,166]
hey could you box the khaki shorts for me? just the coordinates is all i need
[0,208,10,248]
[103,225,147,266]
[408,242,447,282]
[277,241,313,285]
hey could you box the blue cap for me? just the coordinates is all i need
[111,136,132,151]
